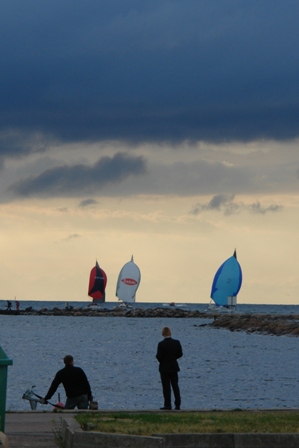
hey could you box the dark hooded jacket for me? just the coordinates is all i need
[45,364,92,400]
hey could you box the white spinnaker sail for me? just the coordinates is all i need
[116,256,141,303]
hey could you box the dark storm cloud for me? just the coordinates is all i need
[0,130,49,162]
[8,152,146,198]
[79,199,98,208]
[190,194,282,215]
[1,0,299,147]
[249,202,282,214]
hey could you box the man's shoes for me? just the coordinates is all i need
[175,406,180,410]
[160,406,171,410]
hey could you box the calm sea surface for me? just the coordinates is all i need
[0,301,298,411]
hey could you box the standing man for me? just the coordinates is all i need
[43,355,92,409]
[156,326,183,410]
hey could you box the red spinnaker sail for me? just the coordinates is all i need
[88,261,107,302]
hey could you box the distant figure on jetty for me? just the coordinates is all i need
[42,355,93,409]
[6,300,12,310]
[65,302,73,311]
[15,300,19,311]
[156,326,183,410]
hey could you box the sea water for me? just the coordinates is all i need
[0,301,298,411]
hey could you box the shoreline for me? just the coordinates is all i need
[1,307,298,337]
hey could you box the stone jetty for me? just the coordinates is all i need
[0,306,209,319]
[1,306,298,337]
[211,313,299,337]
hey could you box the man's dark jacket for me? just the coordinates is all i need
[45,364,92,400]
[156,337,183,373]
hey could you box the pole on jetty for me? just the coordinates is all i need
[0,346,13,432]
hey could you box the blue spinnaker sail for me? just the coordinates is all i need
[210,250,242,306]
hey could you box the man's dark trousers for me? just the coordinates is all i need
[160,372,181,408]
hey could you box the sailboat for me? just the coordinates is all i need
[88,261,107,303]
[116,256,141,307]
[210,250,242,310]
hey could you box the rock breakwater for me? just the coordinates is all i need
[211,313,299,337]
[0,306,210,319]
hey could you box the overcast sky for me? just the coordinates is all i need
[0,1,298,305]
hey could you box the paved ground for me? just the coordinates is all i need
[5,411,76,447]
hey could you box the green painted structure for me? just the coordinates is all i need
[0,346,13,432]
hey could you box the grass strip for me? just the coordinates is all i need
[76,411,299,435]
